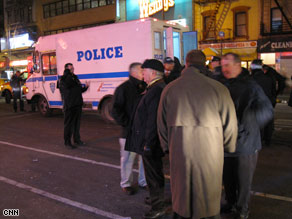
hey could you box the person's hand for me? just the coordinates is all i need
[143,145,152,157]
[85,81,90,88]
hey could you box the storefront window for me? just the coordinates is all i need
[260,53,276,65]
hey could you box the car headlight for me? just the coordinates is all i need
[0,85,3,91]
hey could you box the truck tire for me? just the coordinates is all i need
[100,97,115,123]
[37,96,53,117]
[5,90,12,104]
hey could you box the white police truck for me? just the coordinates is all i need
[26,18,192,121]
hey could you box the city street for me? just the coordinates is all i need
[0,99,291,219]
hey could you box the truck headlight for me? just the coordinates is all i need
[23,87,29,94]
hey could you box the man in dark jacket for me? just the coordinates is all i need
[211,56,222,76]
[221,53,273,219]
[125,59,166,219]
[10,71,24,112]
[163,57,182,84]
[262,64,286,97]
[60,63,89,149]
[111,62,147,195]
[251,59,276,146]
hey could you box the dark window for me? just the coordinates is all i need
[50,3,56,17]
[99,0,106,6]
[44,4,50,18]
[84,0,90,9]
[28,6,33,22]
[271,8,282,33]
[235,11,247,37]
[76,0,83,11]
[92,0,99,8]
[69,0,76,12]
[203,16,215,39]
[43,0,115,18]
[56,2,62,15]
[7,10,12,24]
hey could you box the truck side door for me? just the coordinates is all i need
[41,52,61,108]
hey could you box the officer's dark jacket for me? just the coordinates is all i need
[252,69,277,107]
[224,72,273,156]
[60,72,87,110]
[111,76,146,138]
[11,75,23,89]
[125,79,165,156]
[10,75,23,98]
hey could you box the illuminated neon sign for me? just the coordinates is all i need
[140,0,175,18]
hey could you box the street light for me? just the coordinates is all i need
[218,31,225,56]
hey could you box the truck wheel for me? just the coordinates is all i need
[5,91,12,104]
[101,98,115,123]
[37,96,52,117]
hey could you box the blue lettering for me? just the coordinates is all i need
[115,46,123,58]
[100,48,106,59]
[77,51,84,61]
[85,50,92,61]
[106,47,114,59]
[77,46,124,62]
[93,49,100,60]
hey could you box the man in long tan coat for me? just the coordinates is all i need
[157,50,238,219]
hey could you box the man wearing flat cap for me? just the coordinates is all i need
[125,59,166,219]
[157,50,238,219]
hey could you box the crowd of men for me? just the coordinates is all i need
[110,51,280,219]
[47,50,283,218]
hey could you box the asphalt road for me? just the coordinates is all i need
[0,99,291,219]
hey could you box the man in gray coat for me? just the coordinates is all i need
[157,50,238,219]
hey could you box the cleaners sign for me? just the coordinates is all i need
[258,38,292,53]
[140,0,175,18]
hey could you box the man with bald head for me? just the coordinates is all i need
[157,50,238,219]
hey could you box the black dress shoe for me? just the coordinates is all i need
[144,196,151,205]
[65,142,77,149]
[122,186,136,195]
[221,203,236,214]
[143,208,166,219]
[74,140,85,146]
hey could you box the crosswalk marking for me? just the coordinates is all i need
[0,176,130,219]
[1,140,292,204]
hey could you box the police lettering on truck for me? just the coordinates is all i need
[77,46,123,61]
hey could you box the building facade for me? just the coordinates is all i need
[258,0,292,78]
[194,0,260,68]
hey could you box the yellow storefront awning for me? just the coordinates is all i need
[221,48,257,61]
[202,47,219,58]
